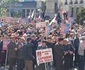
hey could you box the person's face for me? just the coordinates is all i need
[59,41,63,45]
[23,36,27,39]
[47,39,51,43]
[3,36,7,40]
[28,40,32,43]
[32,37,36,40]
[76,34,80,38]
[72,35,75,38]
[18,39,23,43]
[55,37,58,43]
[11,38,15,42]
[63,41,68,45]
[42,42,46,46]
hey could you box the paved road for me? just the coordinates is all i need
[0,67,78,70]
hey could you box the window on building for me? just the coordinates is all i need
[22,9,25,18]
[70,0,73,4]
[55,2,58,13]
[27,9,30,16]
[80,0,83,4]
[75,0,78,4]
[71,8,74,17]
[65,0,68,5]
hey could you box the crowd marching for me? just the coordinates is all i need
[0,11,85,70]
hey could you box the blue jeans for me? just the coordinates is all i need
[79,55,84,70]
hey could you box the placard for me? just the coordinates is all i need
[36,48,53,65]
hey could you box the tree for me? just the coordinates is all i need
[76,8,85,25]
[6,0,19,2]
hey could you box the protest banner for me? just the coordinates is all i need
[36,48,53,65]
[36,22,48,36]
[36,22,46,28]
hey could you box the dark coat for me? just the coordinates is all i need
[0,40,3,51]
[74,37,80,51]
[23,43,34,60]
[16,42,24,59]
[7,41,17,58]
[53,44,64,70]
[32,40,38,56]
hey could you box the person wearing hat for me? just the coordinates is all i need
[37,39,48,70]
[31,34,38,69]
[78,36,85,70]
[16,37,25,70]
[63,38,74,70]
[23,38,34,70]
[47,37,55,70]
[53,37,65,70]
[7,36,17,70]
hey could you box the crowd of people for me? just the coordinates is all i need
[0,11,85,70]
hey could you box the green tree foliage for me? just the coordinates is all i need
[76,8,85,24]
[6,0,19,2]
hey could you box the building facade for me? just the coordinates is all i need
[45,0,85,18]
[62,0,85,18]
[3,1,37,18]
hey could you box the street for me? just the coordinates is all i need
[0,66,79,70]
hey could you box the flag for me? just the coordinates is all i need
[31,10,35,18]
[64,23,70,34]
[49,16,56,26]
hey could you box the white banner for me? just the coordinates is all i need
[36,48,53,65]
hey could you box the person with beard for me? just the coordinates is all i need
[53,38,65,70]
[31,34,38,69]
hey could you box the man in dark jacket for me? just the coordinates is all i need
[7,36,17,70]
[53,38,65,70]
[74,34,80,66]
[63,39,74,70]
[23,38,34,70]
[31,34,38,69]
[16,37,25,70]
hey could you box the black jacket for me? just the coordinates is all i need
[16,42,24,59]
[23,43,33,60]
[53,44,64,70]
